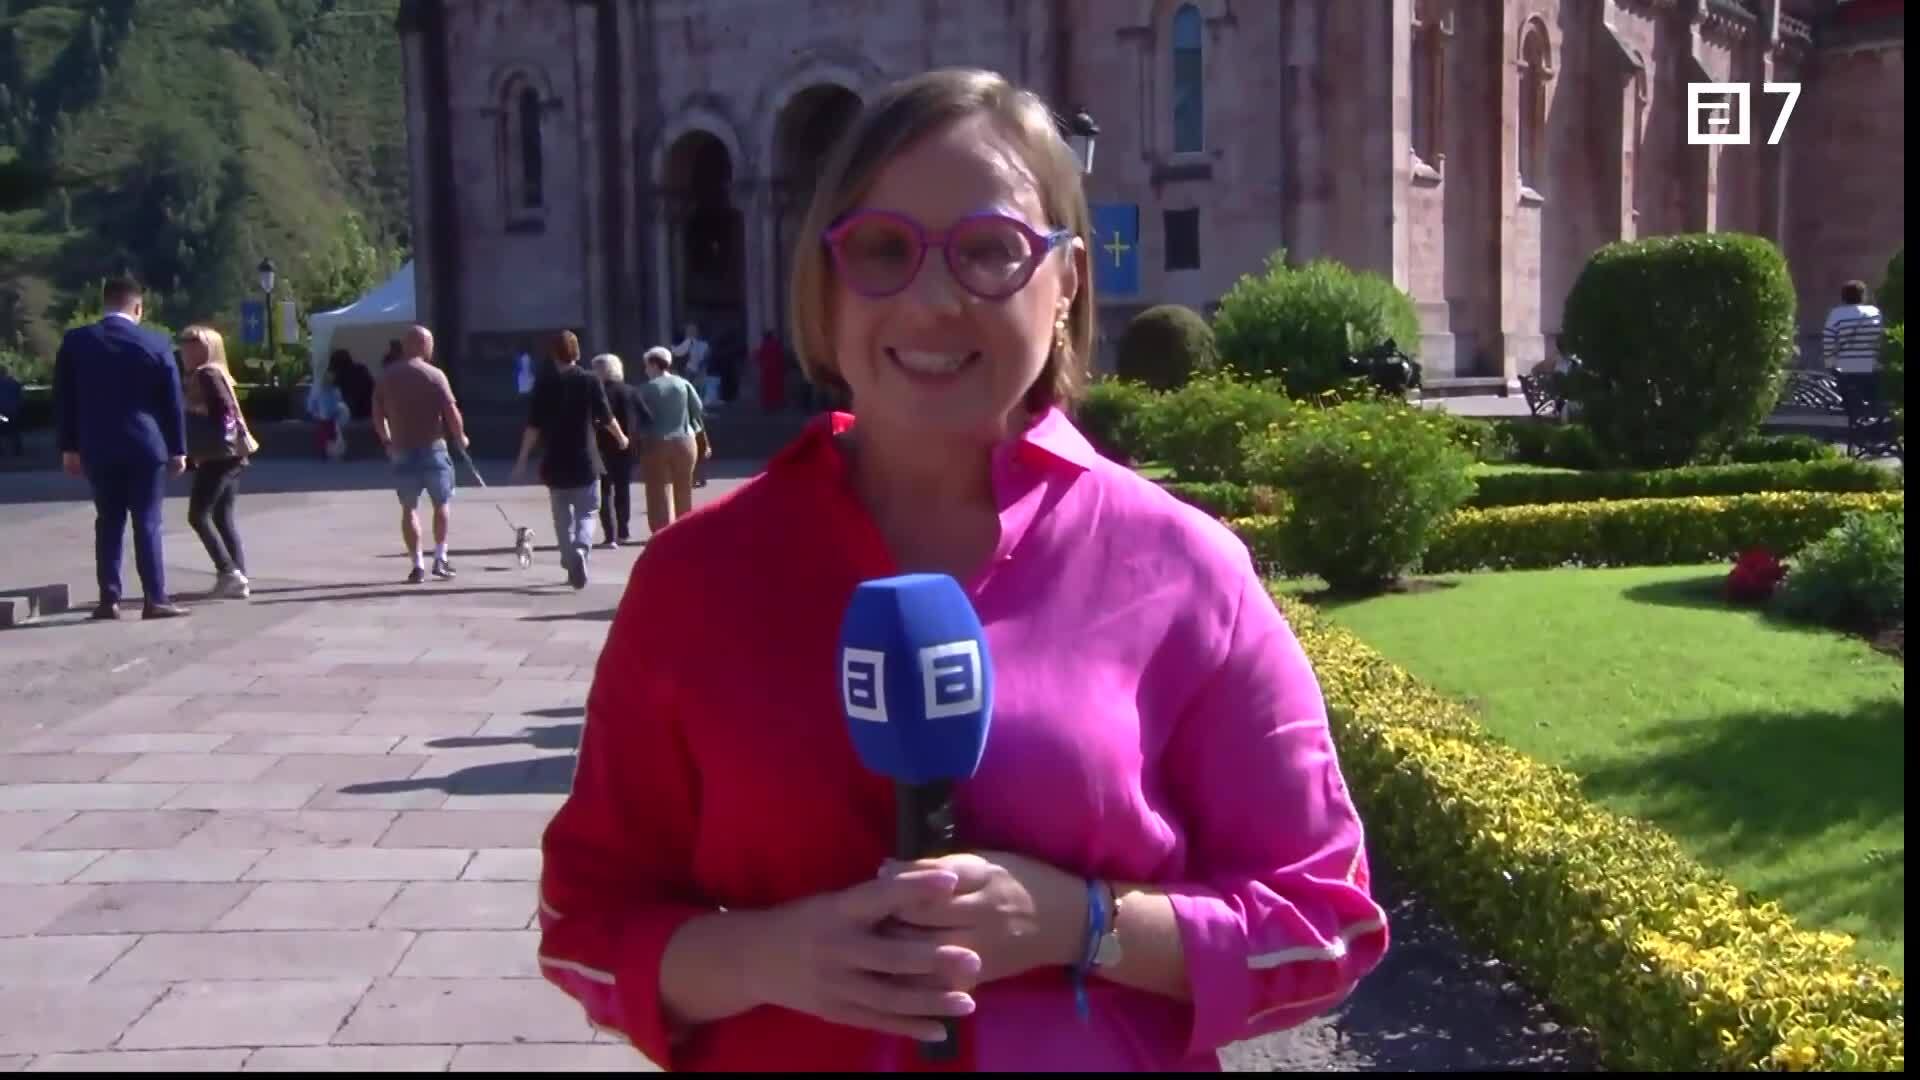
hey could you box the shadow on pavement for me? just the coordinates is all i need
[250,584,571,606]
[524,705,585,720]
[521,608,616,623]
[340,723,583,799]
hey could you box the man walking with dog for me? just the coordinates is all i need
[511,331,628,589]
[372,325,469,584]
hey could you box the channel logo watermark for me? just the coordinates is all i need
[1687,82,1802,146]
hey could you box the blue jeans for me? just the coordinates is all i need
[548,484,600,581]
[393,442,455,509]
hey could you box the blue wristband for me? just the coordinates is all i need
[1072,878,1105,1022]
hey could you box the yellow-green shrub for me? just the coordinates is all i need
[1281,598,1905,1071]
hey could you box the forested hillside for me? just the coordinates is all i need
[0,0,409,379]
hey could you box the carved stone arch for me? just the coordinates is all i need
[650,99,751,188]
[486,62,560,110]
[1516,14,1554,194]
[1516,14,1554,74]
[1127,0,1231,32]
[753,49,884,176]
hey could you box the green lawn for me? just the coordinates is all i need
[1304,565,1905,972]
[1466,461,1580,477]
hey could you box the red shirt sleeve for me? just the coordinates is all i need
[538,544,709,1066]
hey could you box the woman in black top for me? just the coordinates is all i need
[178,325,258,598]
[591,352,647,545]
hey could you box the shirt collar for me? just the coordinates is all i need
[770,405,1103,475]
[103,311,138,325]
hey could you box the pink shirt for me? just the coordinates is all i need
[538,408,1390,1071]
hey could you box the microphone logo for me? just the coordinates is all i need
[842,648,888,723]
[920,642,983,718]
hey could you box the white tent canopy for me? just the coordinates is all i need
[307,260,415,383]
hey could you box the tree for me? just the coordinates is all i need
[294,210,405,315]
[231,0,291,65]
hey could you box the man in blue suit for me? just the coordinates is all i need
[54,276,190,620]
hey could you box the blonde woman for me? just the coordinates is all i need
[178,325,258,598]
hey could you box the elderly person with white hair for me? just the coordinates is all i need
[591,352,647,547]
[635,345,707,533]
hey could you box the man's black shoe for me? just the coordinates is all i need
[91,601,120,621]
[141,602,190,620]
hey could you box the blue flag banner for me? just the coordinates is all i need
[1089,202,1141,299]
[239,300,267,346]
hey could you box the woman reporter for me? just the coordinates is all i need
[538,68,1388,1071]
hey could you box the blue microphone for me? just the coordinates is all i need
[838,573,993,1059]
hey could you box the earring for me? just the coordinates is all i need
[1053,317,1070,356]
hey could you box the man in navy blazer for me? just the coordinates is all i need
[54,276,190,620]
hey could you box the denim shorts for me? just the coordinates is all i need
[393,442,455,509]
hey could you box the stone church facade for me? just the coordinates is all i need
[397,0,1904,411]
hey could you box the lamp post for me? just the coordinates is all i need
[257,257,277,382]
[1063,105,1100,176]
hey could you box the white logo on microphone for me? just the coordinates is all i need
[842,648,888,722]
[920,641,983,719]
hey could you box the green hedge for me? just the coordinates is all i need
[1286,597,1905,1071]
[1467,459,1897,508]
[1211,250,1421,399]
[1162,480,1285,519]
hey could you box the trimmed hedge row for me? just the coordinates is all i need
[1232,492,1904,575]
[1466,459,1897,508]
[1283,596,1905,1071]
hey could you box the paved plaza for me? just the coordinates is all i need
[0,455,1593,1071]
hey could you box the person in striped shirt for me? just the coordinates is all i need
[1823,280,1886,373]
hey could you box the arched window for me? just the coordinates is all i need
[516,85,544,210]
[497,73,547,221]
[1517,20,1552,195]
[1171,4,1204,154]
[1411,1,1453,170]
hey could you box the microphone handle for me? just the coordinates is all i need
[894,780,961,1063]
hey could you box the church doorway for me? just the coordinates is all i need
[663,131,747,367]
[772,85,862,336]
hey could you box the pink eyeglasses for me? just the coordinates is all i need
[823,209,1074,301]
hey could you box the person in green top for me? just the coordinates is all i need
[635,346,708,532]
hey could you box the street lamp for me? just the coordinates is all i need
[1062,106,1099,176]
[257,257,277,379]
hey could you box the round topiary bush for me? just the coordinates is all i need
[1212,250,1421,400]
[1114,304,1218,390]
[1560,233,1797,469]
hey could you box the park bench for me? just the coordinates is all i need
[1778,369,1900,460]
[1517,372,1564,419]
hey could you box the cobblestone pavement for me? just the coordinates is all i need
[0,459,1596,1071]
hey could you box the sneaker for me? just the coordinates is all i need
[406,566,426,585]
[568,561,588,590]
[432,558,456,580]
[215,571,251,599]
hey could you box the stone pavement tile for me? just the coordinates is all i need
[118,979,371,1050]
[303,785,449,812]
[0,984,168,1054]
[100,930,415,983]
[486,664,578,681]
[64,696,192,727]
[62,711,205,737]
[197,712,363,735]
[0,754,138,783]
[0,935,139,986]
[0,885,103,937]
[306,648,427,666]
[394,930,541,978]
[362,678,505,700]
[418,647,531,666]
[0,851,105,885]
[0,813,71,851]
[0,786,184,813]
[25,1049,253,1071]
[379,811,554,849]
[245,847,472,882]
[335,977,594,1046]
[104,754,280,784]
[0,1056,26,1071]
[255,754,431,788]
[328,662,495,679]
[393,738,571,764]
[212,882,402,931]
[68,735,232,755]
[179,810,396,849]
[241,1045,455,1071]
[218,734,403,756]
[449,1043,655,1071]
[374,881,537,930]
[138,667,262,695]
[39,882,255,935]
[73,849,268,884]
[440,794,567,813]
[368,693,506,715]
[463,849,541,881]
[236,677,376,701]
[31,812,212,851]
[346,712,489,737]
[162,784,323,811]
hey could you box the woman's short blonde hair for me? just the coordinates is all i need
[787,67,1096,413]
[592,353,624,382]
[642,346,673,374]
[176,324,229,370]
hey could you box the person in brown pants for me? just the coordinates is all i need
[634,346,707,533]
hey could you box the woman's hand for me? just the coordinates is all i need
[740,867,985,1041]
[880,852,1086,988]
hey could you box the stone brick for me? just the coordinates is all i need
[0,884,102,937]
[32,812,213,851]
[374,881,537,930]
[449,1043,656,1071]
[212,881,404,931]
[0,813,71,851]
[440,794,567,813]
[394,930,542,978]
[38,882,255,935]
[177,810,396,849]
[334,978,594,1046]
[26,1050,251,1071]
[104,754,280,784]
[0,754,137,783]
[0,984,167,1054]
[197,712,364,735]
[216,735,404,756]
[255,754,431,788]
[118,980,371,1050]
[379,811,554,849]
[69,735,233,755]
[72,849,268,884]
[0,785,183,813]
[345,712,490,737]
[241,1045,456,1071]
[0,935,138,986]
[462,849,542,881]
[0,850,104,885]
[162,784,323,812]
[100,930,415,983]
[244,847,472,882]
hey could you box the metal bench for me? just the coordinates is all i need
[1779,369,1900,460]
[1517,372,1565,419]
